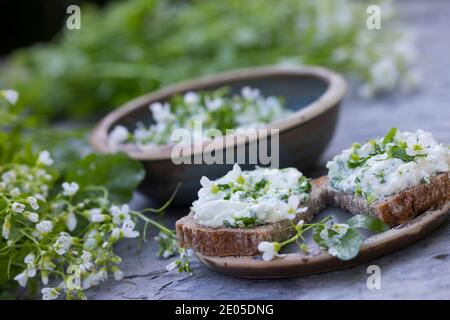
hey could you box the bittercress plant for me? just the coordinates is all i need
[0,91,184,299]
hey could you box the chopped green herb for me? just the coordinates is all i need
[373,171,386,183]
[224,215,260,228]
[254,178,269,191]
[382,127,398,145]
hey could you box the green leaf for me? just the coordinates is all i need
[347,215,389,233]
[382,127,397,145]
[66,153,145,203]
[312,224,327,248]
[347,153,370,169]
[388,145,415,162]
[327,228,364,261]
[254,178,268,191]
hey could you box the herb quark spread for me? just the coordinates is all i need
[192,164,312,228]
[327,128,450,201]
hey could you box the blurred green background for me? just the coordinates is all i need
[0,0,416,124]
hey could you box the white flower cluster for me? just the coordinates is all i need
[108,87,290,149]
[279,0,418,98]
[0,150,141,300]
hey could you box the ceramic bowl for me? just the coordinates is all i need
[91,65,347,206]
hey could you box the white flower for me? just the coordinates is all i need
[11,202,25,213]
[1,89,19,105]
[286,195,300,218]
[24,253,34,264]
[36,220,53,234]
[166,260,178,272]
[82,269,107,290]
[24,253,37,277]
[111,204,130,225]
[14,270,28,287]
[41,271,49,286]
[297,219,305,229]
[121,219,139,238]
[258,241,282,261]
[241,86,260,101]
[41,287,60,300]
[2,215,11,239]
[25,212,39,223]
[111,227,121,241]
[331,223,350,236]
[53,232,73,255]
[82,273,99,290]
[81,250,93,271]
[150,102,174,123]
[97,268,108,282]
[205,97,223,111]
[88,208,105,223]
[108,125,129,146]
[405,133,433,156]
[320,228,330,241]
[37,150,54,167]
[200,176,213,189]
[1,170,16,183]
[183,91,200,105]
[66,212,77,231]
[26,196,39,210]
[297,207,308,214]
[112,266,124,281]
[62,182,79,196]
[223,163,243,183]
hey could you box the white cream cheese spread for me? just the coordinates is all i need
[327,128,450,201]
[191,164,312,228]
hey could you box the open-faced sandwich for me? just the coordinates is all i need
[176,128,450,260]
[326,128,450,226]
[176,164,327,257]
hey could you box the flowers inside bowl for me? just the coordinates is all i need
[107,86,291,151]
[91,66,347,205]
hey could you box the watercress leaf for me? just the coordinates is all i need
[388,145,415,162]
[327,228,364,261]
[66,152,145,203]
[347,215,389,233]
[254,178,268,191]
[312,224,327,248]
[382,127,397,145]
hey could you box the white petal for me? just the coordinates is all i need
[1,90,19,104]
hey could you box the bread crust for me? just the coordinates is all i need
[327,172,450,226]
[176,177,328,256]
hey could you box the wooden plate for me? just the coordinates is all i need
[196,202,450,279]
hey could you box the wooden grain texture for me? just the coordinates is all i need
[89,0,450,299]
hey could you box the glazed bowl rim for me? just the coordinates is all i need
[91,65,347,161]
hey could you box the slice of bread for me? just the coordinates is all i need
[326,172,450,226]
[176,177,329,257]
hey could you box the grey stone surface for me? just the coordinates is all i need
[88,0,450,300]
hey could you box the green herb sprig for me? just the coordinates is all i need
[259,215,388,261]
